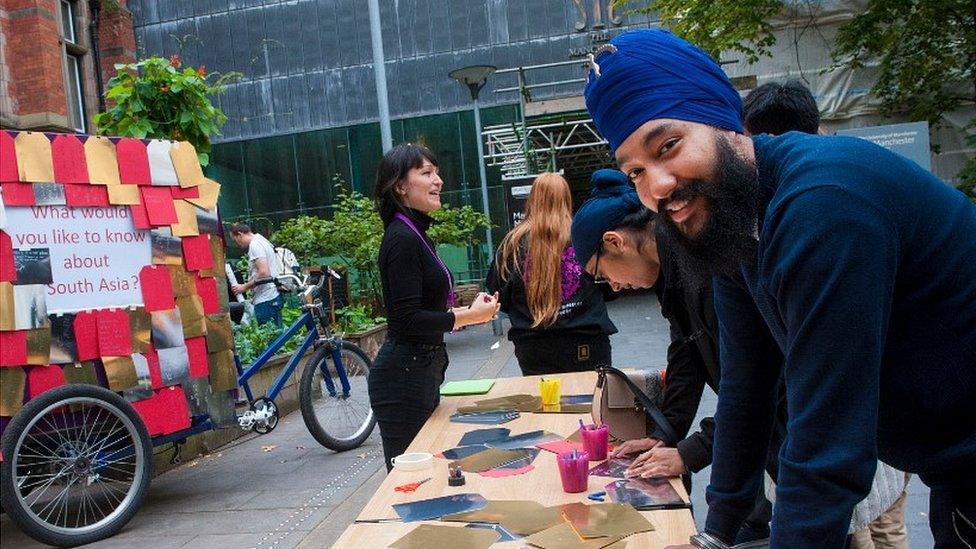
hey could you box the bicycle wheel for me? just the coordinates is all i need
[299,341,376,452]
[0,384,152,547]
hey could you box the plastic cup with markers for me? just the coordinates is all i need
[539,377,561,411]
[557,449,590,493]
[579,421,609,461]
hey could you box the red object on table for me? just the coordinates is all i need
[394,477,431,493]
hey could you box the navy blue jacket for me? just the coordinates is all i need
[704,132,976,547]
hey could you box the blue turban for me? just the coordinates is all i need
[584,29,744,152]
[571,169,646,265]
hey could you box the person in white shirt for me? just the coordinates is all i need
[229,222,283,326]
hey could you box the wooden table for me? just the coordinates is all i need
[334,372,697,547]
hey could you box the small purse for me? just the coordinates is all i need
[592,365,678,446]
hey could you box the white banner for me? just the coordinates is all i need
[5,206,152,313]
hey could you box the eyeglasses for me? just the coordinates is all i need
[590,244,609,285]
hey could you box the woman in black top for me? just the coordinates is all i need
[370,144,499,470]
[486,172,616,375]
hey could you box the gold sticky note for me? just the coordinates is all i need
[449,448,530,473]
[495,505,568,537]
[167,265,195,297]
[169,141,206,188]
[442,500,547,524]
[214,275,230,314]
[205,314,233,352]
[199,236,226,278]
[15,132,54,182]
[185,177,220,210]
[0,367,27,417]
[572,502,654,539]
[107,184,141,205]
[0,281,15,330]
[171,200,200,237]
[524,522,624,549]
[84,136,121,185]
[390,524,499,549]
[128,307,152,354]
[63,361,99,385]
[207,350,236,392]
[26,328,52,365]
[176,294,206,338]
[103,355,139,391]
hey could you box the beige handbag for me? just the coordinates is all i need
[592,365,677,445]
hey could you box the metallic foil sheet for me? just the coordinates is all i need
[147,140,180,186]
[167,265,196,297]
[206,388,237,427]
[15,132,54,182]
[49,313,78,364]
[169,141,206,188]
[12,248,53,285]
[106,184,141,205]
[176,294,207,338]
[127,307,152,354]
[195,207,219,234]
[25,328,51,365]
[83,136,121,185]
[123,353,154,402]
[150,227,183,266]
[0,367,26,417]
[158,345,190,387]
[102,355,139,392]
[214,275,230,314]
[204,314,234,353]
[171,200,200,237]
[32,183,67,205]
[12,285,49,330]
[63,361,99,385]
[0,281,14,330]
[185,178,220,210]
[199,236,225,278]
[182,376,211,416]
[207,350,237,392]
[150,308,185,349]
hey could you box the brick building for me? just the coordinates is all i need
[0,0,136,133]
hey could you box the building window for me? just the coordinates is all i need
[60,0,86,133]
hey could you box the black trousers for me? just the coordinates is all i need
[367,340,447,472]
[513,333,611,376]
[930,483,976,548]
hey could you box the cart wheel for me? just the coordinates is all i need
[0,384,153,547]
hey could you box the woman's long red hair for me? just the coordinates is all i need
[496,172,573,327]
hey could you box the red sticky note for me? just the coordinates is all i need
[139,265,176,312]
[0,330,27,366]
[0,131,18,182]
[139,186,178,225]
[64,183,109,207]
[144,343,163,389]
[480,464,535,478]
[170,185,200,199]
[194,275,220,314]
[128,199,151,229]
[116,138,151,185]
[51,134,89,183]
[0,230,15,282]
[1,182,35,205]
[131,386,191,436]
[182,234,214,271]
[537,440,583,455]
[96,309,132,357]
[73,311,100,361]
[27,365,66,398]
[185,336,209,378]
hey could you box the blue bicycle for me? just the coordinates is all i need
[237,266,376,451]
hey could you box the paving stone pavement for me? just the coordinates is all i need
[1,292,932,548]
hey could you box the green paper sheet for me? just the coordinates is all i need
[440,379,495,396]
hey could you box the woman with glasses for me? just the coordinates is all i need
[486,172,616,376]
[571,168,776,544]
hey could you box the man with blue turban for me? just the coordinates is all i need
[583,28,976,549]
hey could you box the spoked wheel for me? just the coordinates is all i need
[0,384,152,547]
[299,341,376,452]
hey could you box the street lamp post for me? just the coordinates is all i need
[449,65,497,258]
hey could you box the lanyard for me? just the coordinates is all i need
[394,212,456,307]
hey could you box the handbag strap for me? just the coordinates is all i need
[598,365,679,446]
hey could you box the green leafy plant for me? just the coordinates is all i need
[428,205,492,247]
[272,215,333,265]
[232,304,306,364]
[93,55,240,166]
[332,304,386,335]
[319,179,385,310]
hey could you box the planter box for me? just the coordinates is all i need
[151,349,313,475]
[342,323,387,360]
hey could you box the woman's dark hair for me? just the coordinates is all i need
[375,143,439,226]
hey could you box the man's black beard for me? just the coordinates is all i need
[657,135,762,290]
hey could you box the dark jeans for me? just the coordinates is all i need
[513,334,611,376]
[367,340,448,471]
[254,295,283,327]
[930,483,976,548]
